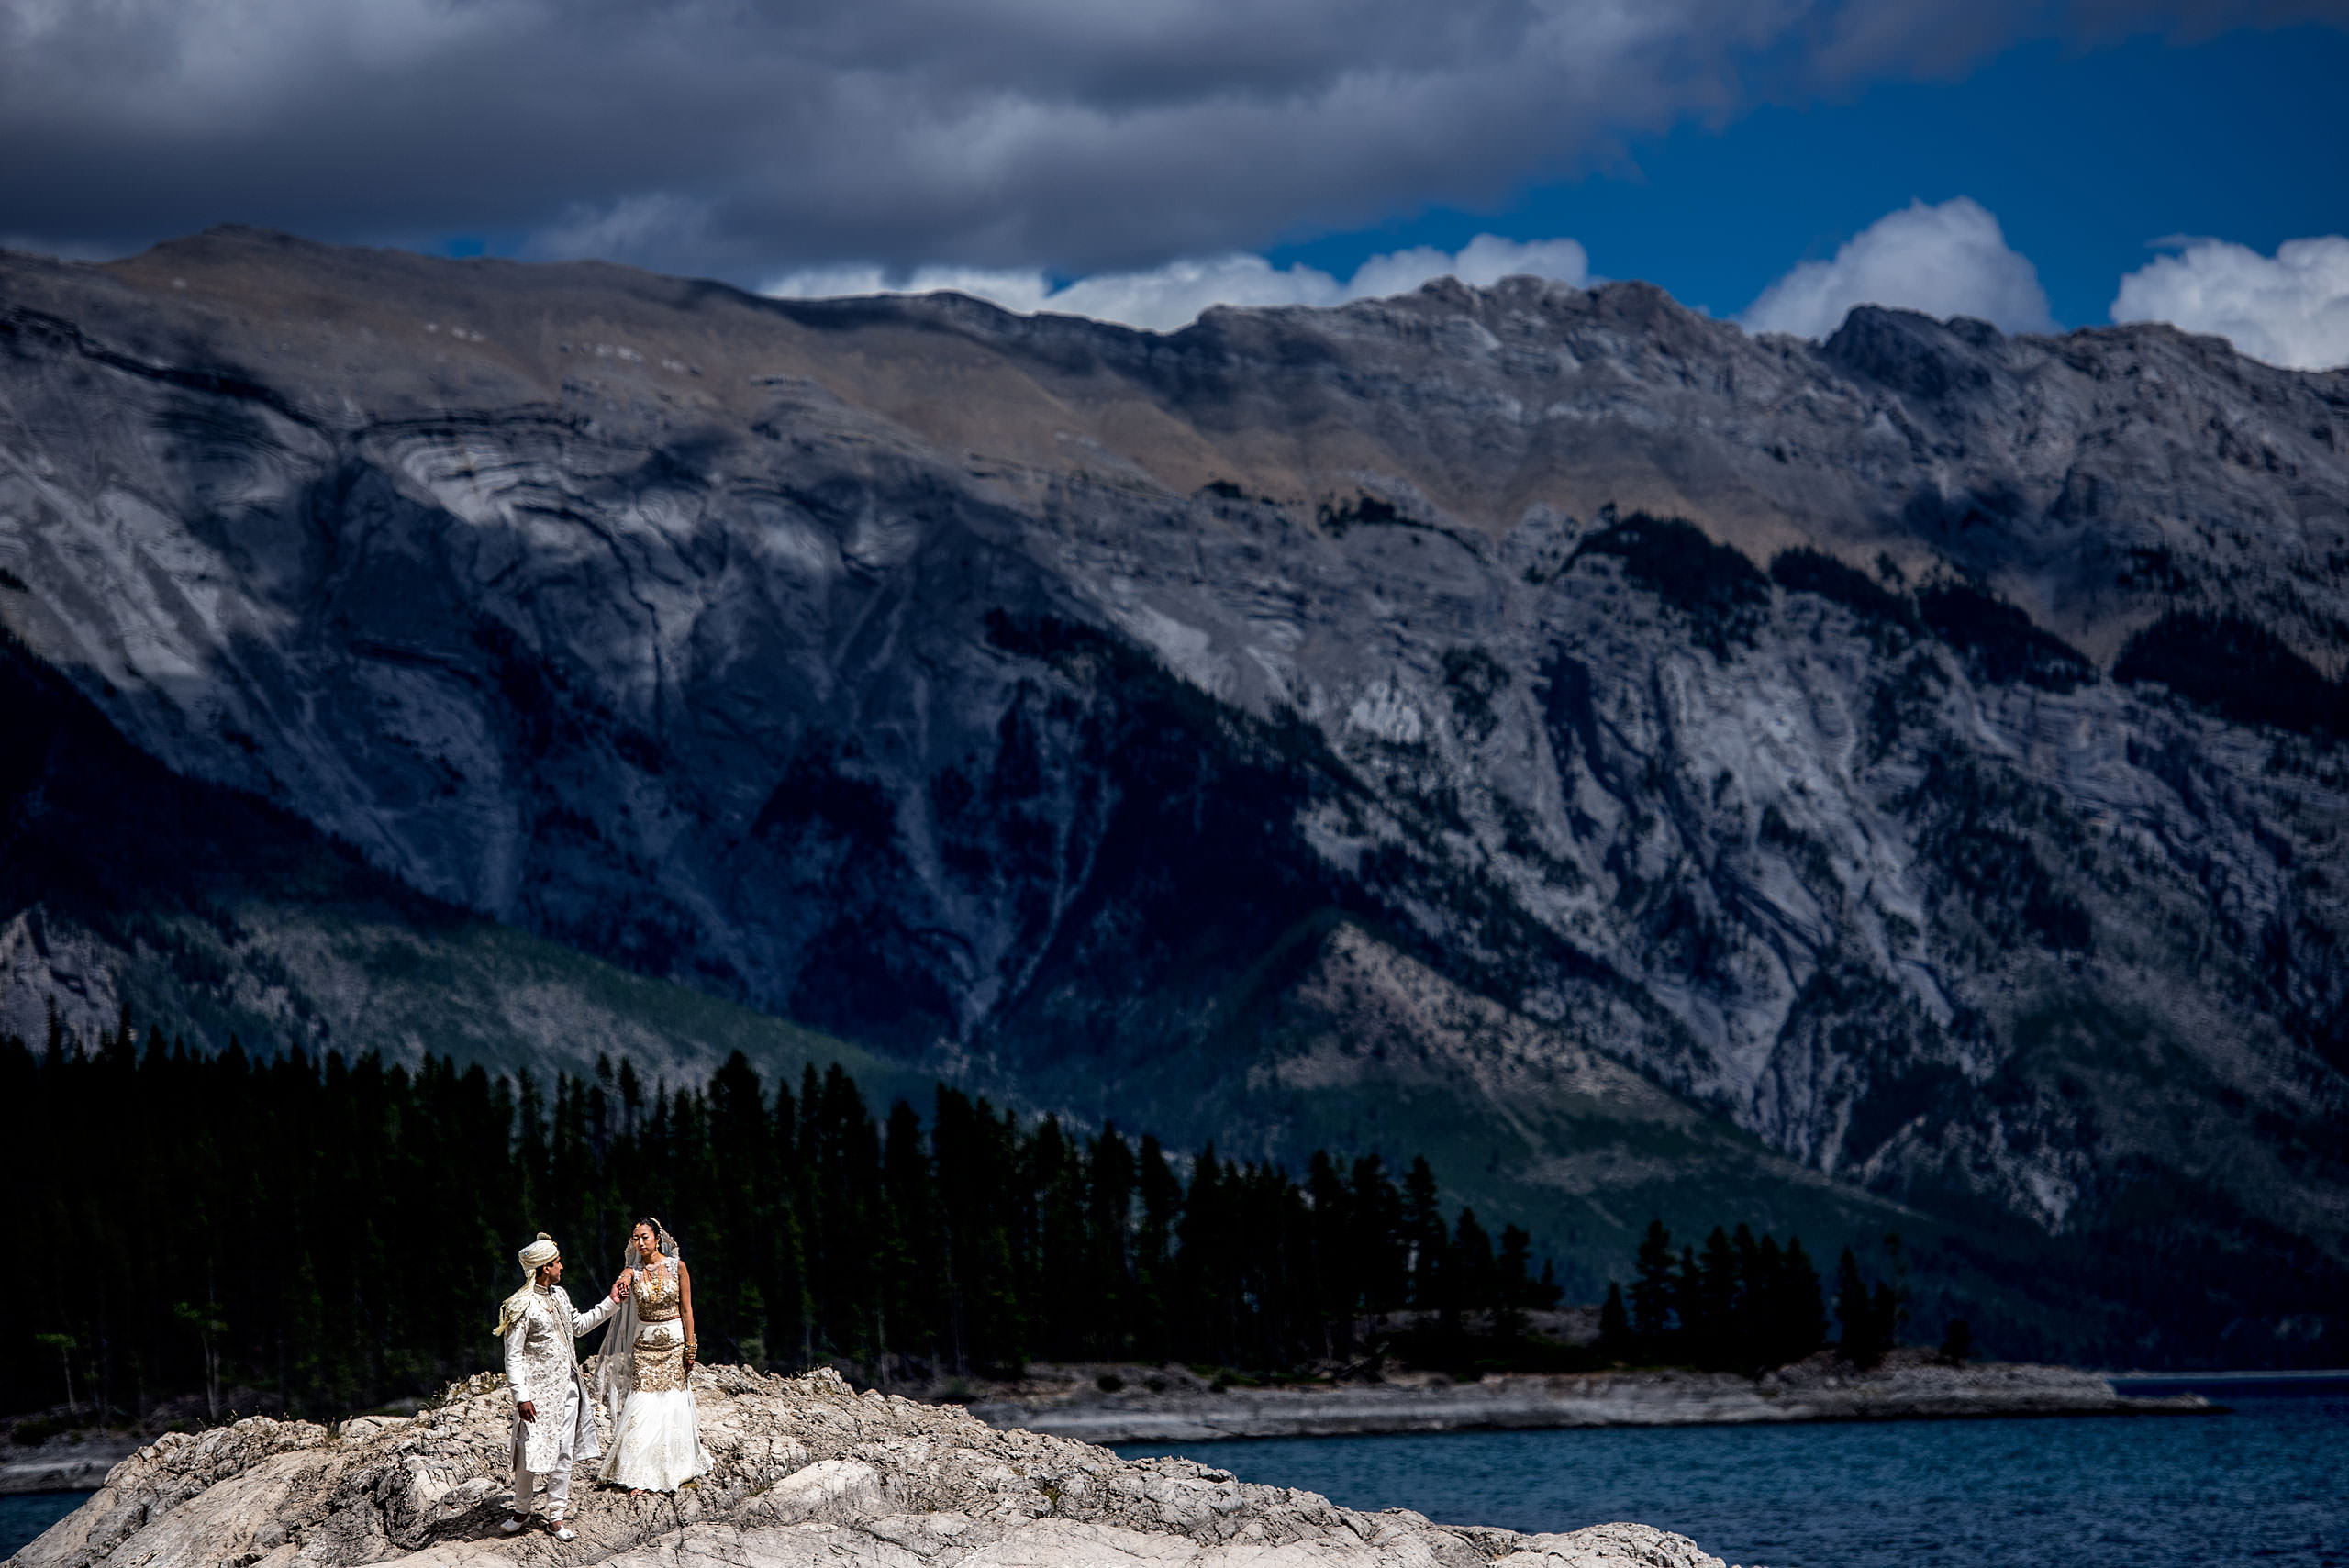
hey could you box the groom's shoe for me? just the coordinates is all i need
[551,1521,576,1542]
[500,1514,530,1534]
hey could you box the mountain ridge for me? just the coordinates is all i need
[5,228,2347,1362]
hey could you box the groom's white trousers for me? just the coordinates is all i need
[514,1384,580,1518]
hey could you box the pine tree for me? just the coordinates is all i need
[1726,1224,1765,1370]
[1778,1237,1825,1364]
[1673,1244,1702,1359]
[1350,1155,1407,1312]
[1690,1227,1739,1370]
[1402,1157,1449,1323]
[1177,1146,1237,1364]
[1836,1247,1883,1366]
[2,1011,1609,1417]
[1453,1209,1497,1329]
[1304,1151,1361,1358]
[932,1088,1023,1374]
[1081,1128,1135,1358]
[617,1057,643,1138]
[1535,1260,1563,1309]
[1130,1133,1181,1362]
[1029,1118,1088,1352]
[1630,1220,1676,1351]
[881,1098,941,1375]
[1494,1224,1536,1340]
[1598,1282,1631,1359]
[768,1070,809,1366]
[704,1052,773,1366]
[1876,1232,1909,1352]
[1868,1281,1901,1360]
[1747,1234,1784,1363]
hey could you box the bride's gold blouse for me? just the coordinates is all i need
[629,1261,689,1393]
[634,1262,682,1323]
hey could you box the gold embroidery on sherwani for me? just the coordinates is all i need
[629,1263,688,1392]
[507,1285,605,1474]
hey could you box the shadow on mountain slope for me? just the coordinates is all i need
[0,628,920,1099]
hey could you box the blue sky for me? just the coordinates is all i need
[6,4,2344,363]
[1267,25,2349,328]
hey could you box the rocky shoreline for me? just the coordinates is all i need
[9,1365,1729,1568]
[0,1352,2210,1504]
[960,1352,2213,1444]
[0,1444,133,1498]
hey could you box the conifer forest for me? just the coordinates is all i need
[6,1018,1893,1423]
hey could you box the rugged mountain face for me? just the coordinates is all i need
[0,625,925,1099]
[5,228,2348,1360]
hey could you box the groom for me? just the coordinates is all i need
[495,1232,621,1540]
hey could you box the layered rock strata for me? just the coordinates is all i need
[10,1367,1725,1568]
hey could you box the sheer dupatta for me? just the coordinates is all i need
[593,1229,678,1426]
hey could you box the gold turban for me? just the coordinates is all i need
[518,1233,561,1272]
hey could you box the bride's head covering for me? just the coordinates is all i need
[494,1232,560,1338]
[630,1216,679,1262]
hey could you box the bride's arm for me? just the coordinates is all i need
[679,1260,697,1369]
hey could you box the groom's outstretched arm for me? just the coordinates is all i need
[570,1287,620,1336]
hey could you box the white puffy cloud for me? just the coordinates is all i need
[762,234,1590,332]
[2110,236,2349,371]
[1041,256,1355,328]
[1740,197,2055,339]
[1344,235,1594,298]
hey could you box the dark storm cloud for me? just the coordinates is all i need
[2,0,2342,282]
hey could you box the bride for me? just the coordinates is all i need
[595,1217,713,1493]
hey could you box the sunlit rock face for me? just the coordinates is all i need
[15,1365,1731,1568]
[4,228,2348,1308]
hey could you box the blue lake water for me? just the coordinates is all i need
[1,1491,87,1561]
[6,1392,2342,1565]
[1117,1391,2349,1568]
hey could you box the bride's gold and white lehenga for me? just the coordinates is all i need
[596,1246,713,1491]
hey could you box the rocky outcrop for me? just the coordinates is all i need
[965,1354,2211,1443]
[9,1367,1726,1568]
[4,228,2349,1354]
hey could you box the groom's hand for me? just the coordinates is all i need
[517,1401,537,1423]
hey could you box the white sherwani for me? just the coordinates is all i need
[504,1284,618,1477]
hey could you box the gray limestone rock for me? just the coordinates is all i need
[9,1367,1722,1568]
[0,906,119,1049]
